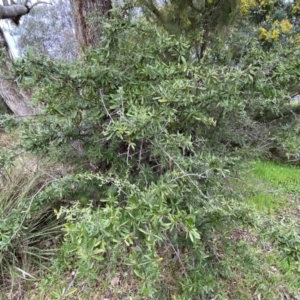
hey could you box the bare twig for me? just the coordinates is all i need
[100,89,114,124]
[126,143,130,166]
[163,233,187,274]
[168,172,208,183]
[29,1,52,9]
[64,269,78,297]
[149,139,209,199]
[137,139,143,170]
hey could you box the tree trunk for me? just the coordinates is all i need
[0,0,112,115]
[70,0,112,48]
[0,1,49,116]
[0,27,33,116]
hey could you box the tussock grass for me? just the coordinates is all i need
[0,153,63,298]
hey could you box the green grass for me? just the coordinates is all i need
[247,193,284,212]
[251,160,300,193]
[242,161,300,214]
[223,160,300,299]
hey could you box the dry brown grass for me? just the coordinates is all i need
[0,129,17,148]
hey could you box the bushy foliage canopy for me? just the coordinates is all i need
[2,7,300,297]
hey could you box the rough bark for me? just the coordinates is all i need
[70,0,112,48]
[0,27,33,116]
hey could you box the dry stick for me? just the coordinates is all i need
[64,269,78,298]
[168,172,210,183]
[30,1,51,8]
[137,138,143,170]
[100,89,114,124]
[126,143,130,166]
[163,233,187,274]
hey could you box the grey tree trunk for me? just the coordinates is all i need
[0,1,49,116]
[0,27,33,116]
[0,0,112,115]
[70,0,112,48]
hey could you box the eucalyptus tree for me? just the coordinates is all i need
[0,0,45,116]
[10,0,77,60]
[71,0,112,48]
[0,0,112,115]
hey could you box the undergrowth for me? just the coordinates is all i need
[1,154,300,299]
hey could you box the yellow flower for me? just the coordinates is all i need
[270,29,280,40]
[258,27,268,40]
[292,4,300,14]
[279,20,293,34]
[240,0,256,15]
[259,0,275,8]
[259,28,280,42]
[260,0,266,7]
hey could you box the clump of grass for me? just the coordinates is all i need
[0,156,63,297]
[247,193,284,213]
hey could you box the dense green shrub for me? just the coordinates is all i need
[2,11,300,298]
